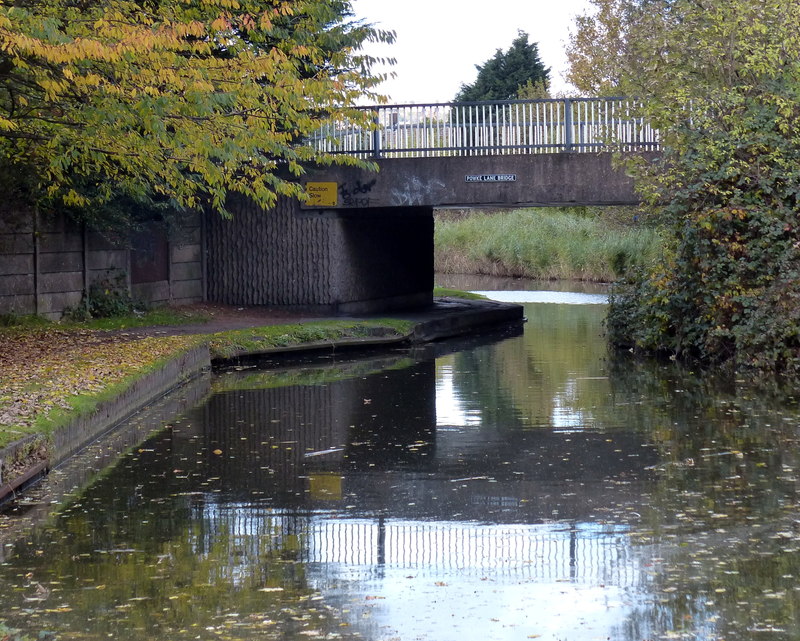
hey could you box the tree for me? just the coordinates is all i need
[454,31,549,102]
[0,0,394,222]
[515,78,549,100]
[587,0,800,379]
[565,0,627,95]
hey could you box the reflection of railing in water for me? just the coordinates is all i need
[195,505,648,589]
[310,98,659,158]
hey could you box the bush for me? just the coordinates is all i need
[608,205,800,379]
[65,273,142,321]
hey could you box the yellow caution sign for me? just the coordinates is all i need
[306,182,338,207]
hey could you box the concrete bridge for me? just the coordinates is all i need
[0,100,658,319]
[210,98,659,314]
[302,98,658,209]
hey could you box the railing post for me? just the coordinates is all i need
[564,98,574,152]
[372,109,382,159]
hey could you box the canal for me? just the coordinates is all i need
[2,277,800,640]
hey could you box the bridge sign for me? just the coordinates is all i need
[465,174,517,183]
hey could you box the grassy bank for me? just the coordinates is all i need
[435,208,664,282]
[207,319,414,359]
[0,318,414,455]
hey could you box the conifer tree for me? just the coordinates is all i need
[454,31,549,102]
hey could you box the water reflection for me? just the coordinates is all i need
[472,290,608,304]
[2,295,800,640]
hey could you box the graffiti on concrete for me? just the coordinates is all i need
[339,178,377,207]
[390,176,446,206]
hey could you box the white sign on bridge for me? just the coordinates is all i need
[465,174,517,183]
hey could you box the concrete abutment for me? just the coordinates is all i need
[206,195,433,314]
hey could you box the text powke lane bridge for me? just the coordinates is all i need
[303,97,659,209]
[207,98,658,314]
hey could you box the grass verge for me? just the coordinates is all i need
[432,287,488,301]
[76,307,211,330]
[435,208,664,282]
[208,319,415,359]
[27,346,202,440]
[0,307,209,331]
[0,319,415,457]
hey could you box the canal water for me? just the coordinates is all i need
[2,278,800,640]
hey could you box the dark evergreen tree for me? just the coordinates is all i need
[454,31,550,102]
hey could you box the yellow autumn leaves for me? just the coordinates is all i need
[0,0,393,217]
[0,328,199,435]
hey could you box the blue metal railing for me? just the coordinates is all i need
[310,97,659,159]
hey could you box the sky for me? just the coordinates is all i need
[350,0,594,104]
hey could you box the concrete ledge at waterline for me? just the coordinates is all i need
[407,298,525,343]
[50,344,210,467]
[208,332,413,364]
[207,298,525,363]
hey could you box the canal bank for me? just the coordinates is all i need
[0,296,523,506]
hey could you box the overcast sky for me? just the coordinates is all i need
[350,0,594,104]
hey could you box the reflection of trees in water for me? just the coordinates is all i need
[446,303,800,639]
[445,346,524,427]
[8,320,800,640]
[450,304,611,429]
[604,353,800,528]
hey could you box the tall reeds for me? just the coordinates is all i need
[434,208,663,282]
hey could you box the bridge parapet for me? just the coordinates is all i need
[310,98,659,159]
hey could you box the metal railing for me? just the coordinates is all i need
[310,98,659,158]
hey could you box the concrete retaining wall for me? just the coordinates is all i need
[0,205,204,320]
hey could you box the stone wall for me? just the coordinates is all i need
[0,205,204,320]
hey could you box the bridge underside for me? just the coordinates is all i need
[206,153,649,313]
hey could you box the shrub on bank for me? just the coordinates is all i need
[607,205,800,379]
[599,0,800,383]
[434,208,664,282]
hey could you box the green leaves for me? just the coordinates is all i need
[599,0,800,380]
[454,31,549,102]
[0,0,395,219]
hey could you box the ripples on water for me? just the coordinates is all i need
[2,280,800,641]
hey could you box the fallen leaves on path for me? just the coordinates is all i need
[0,328,198,437]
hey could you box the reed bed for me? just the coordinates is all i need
[434,208,664,282]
